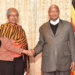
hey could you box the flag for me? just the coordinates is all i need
[71,0,75,75]
[71,70,75,75]
[71,0,75,32]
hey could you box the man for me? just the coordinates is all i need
[30,5,75,75]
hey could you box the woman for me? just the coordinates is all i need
[0,8,31,75]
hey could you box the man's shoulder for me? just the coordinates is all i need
[40,21,49,29]
[61,19,72,26]
[61,20,74,32]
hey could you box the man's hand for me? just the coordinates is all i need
[26,50,35,57]
[30,49,35,56]
[22,49,35,57]
[70,62,75,71]
[26,50,33,57]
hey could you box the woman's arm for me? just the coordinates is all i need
[0,37,32,56]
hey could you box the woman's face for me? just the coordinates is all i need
[8,11,18,24]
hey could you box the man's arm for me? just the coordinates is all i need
[69,24,75,61]
[34,27,44,56]
[69,24,75,70]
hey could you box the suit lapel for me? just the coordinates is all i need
[47,21,55,37]
[46,20,64,37]
[55,20,64,37]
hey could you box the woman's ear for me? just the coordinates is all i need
[0,40,1,47]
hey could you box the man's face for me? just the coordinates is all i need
[8,12,18,24]
[49,6,59,21]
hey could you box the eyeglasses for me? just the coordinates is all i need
[9,15,18,17]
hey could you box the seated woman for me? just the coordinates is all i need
[0,8,32,75]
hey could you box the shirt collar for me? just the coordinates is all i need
[50,18,60,25]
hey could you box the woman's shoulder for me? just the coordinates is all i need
[17,24,24,30]
[1,23,8,25]
[1,23,8,28]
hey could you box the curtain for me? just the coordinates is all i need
[0,0,71,75]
